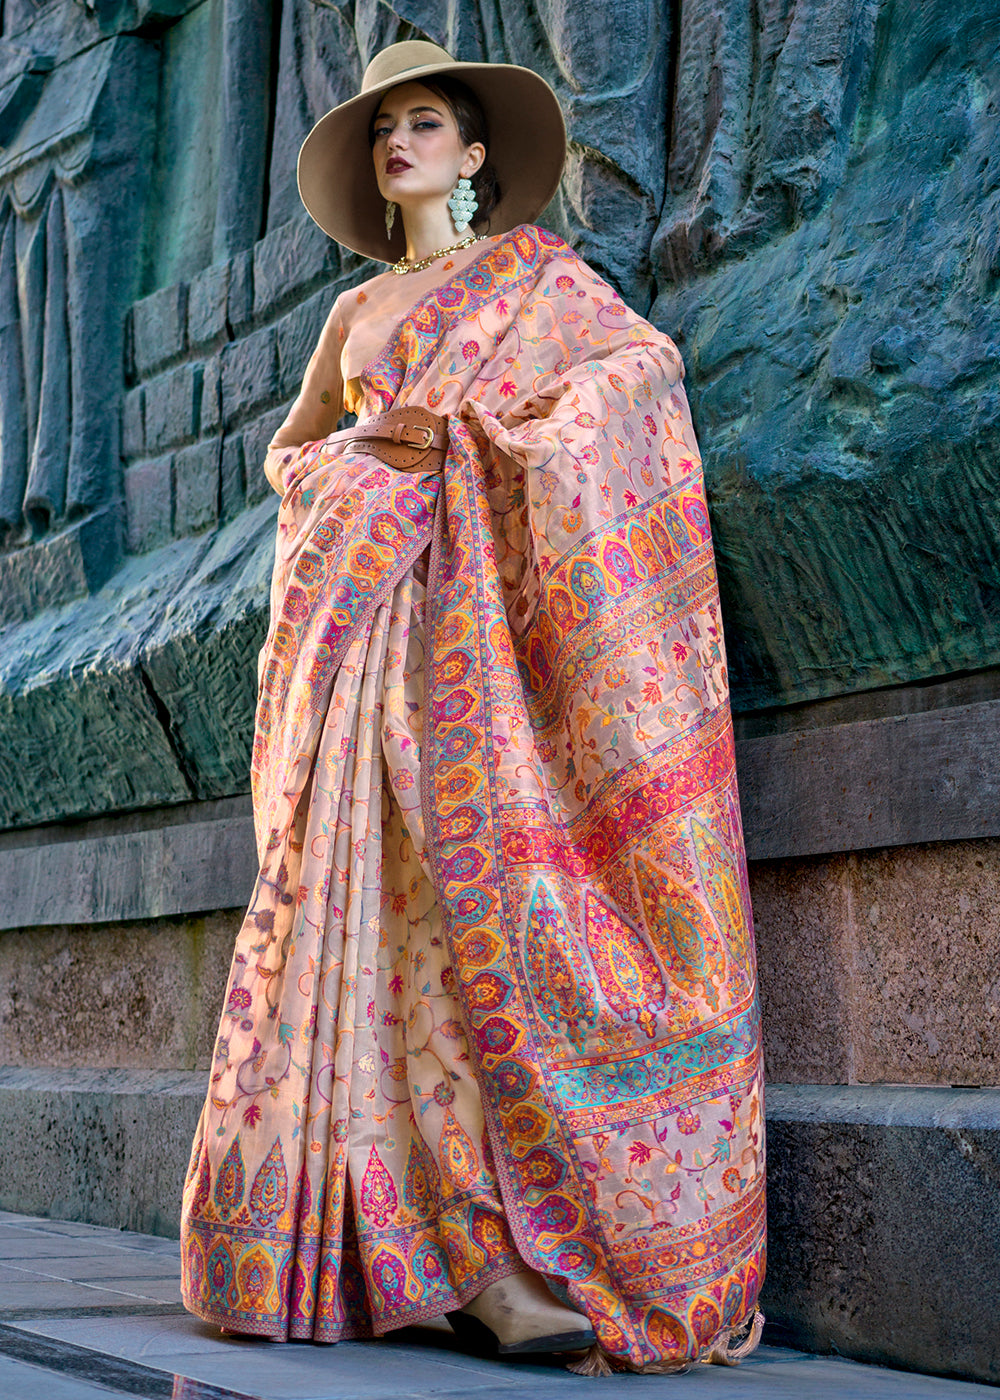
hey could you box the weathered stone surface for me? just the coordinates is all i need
[124,455,172,555]
[1,0,994,838]
[0,539,212,827]
[227,248,254,336]
[0,801,254,932]
[214,0,274,262]
[276,285,335,399]
[0,911,237,1070]
[199,353,222,436]
[131,283,188,380]
[173,439,219,536]
[220,432,245,521]
[849,841,1000,1085]
[738,699,1000,859]
[763,1084,1000,1385]
[0,508,121,628]
[253,214,340,323]
[752,837,1000,1087]
[652,0,1000,711]
[219,323,279,430]
[243,404,292,504]
[121,386,145,460]
[136,497,278,799]
[143,361,203,454]
[0,1069,204,1238]
[188,261,230,352]
[753,855,853,1084]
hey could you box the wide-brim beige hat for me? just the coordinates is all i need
[297,40,566,262]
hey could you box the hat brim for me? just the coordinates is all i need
[297,60,566,263]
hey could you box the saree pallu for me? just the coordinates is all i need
[180,224,766,1372]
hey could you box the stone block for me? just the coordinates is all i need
[121,386,145,460]
[144,361,203,453]
[276,285,334,398]
[848,841,1000,1085]
[131,283,188,379]
[220,432,245,521]
[173,439,219,536]
[0,641,194,829]
[736,702,1000,860]
[124,455,172,554]
[0,799,254,932]
[135,498,277,800]
[0,523,87,628]
[0,911,238,1070]
[219,324,278,430]
[751,854,853,1084]
[187,259,230,351]
[751,836,1000,1088]
[227,248,254,335]
[0,511,123,630]
[253,214,339,323]
[0,1068,204,1238]
[763,1084,1000,1385]
[242,404,290,504]
[200,353,222,436]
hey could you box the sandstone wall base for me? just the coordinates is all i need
[0,1070,993,1384]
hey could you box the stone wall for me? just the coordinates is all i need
[0,0,998,1385]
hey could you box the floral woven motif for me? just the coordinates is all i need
[180,226,765,1370]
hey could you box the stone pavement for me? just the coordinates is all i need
[0,1212,990,1400]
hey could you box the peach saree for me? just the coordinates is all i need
[180,224,765,1372]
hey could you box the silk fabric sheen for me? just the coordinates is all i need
[180,225,766,1371]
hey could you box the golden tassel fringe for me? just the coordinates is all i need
[565,1345,617,1377]
[699,1308,765,1367]
[564,1309,764,1378]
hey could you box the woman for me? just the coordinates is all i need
[180,40,766,1376]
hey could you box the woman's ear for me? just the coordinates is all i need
[460,142,486,179]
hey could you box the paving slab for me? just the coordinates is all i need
[0,1352,118,1400]
[0,1213,993,1400]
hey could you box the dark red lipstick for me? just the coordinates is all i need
[385,158,411,174]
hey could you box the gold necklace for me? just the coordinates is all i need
[390,234,480,275]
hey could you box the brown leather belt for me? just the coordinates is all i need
[326,405,448,473]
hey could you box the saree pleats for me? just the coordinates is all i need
[181,225,765,1369]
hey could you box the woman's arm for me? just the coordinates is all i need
[264,296,345,491]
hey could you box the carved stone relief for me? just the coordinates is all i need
[0,0,997,829]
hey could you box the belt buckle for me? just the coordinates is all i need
[411,425,434,451]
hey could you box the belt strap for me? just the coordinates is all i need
[326,406,448,473]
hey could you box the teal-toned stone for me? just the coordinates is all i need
[143,361,203,453]
[220,433,245,521]
[252,214,339,323]
[173,439,220,536]
[125,455,172,554]
[219,323,278,430]
[121,386,145,460]
[651,0,1000,711]
[131,284,188,380]
[141,0,225,296]
[242,405,292,505]
[187,259,231,351]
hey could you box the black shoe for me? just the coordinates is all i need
[446,1307,596,1356]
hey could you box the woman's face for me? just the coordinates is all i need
[371,82,484,210]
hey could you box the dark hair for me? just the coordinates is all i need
[370,76,502,230]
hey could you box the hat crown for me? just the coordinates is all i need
[361,41,455,94]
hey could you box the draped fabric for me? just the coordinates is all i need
[180,224,765,1372]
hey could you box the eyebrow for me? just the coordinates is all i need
[373,105,445,121]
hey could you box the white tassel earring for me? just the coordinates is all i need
[448,177,478,234]
[385,200,396,239]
